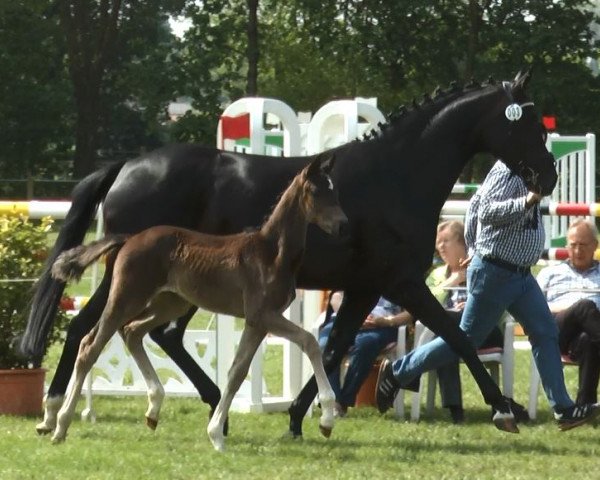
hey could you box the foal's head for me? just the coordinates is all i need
[301,154,348,236]
[478,69,557,195]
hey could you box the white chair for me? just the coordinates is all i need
[409,318,515,421]
[527,352,578,420]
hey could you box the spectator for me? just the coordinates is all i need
[537,218,600,403]
[318,294,411,417]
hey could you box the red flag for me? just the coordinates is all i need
[221,113,251,141]
[542,116,556,131]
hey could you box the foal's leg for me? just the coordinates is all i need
[288,292,379,437]
[148,308,226,434]
[207,324,266,452]
[51,316,121,443]
[36,269,112,435]
[266,314,335,438]
[122,294,192,430]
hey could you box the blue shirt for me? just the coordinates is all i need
[370,297,402,318]
[536,261,600,310]
[465,161,544,267]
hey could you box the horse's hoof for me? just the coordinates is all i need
[145,416,158,430]
[319,424,333,438]
[36,424,52,436]
[283,429,303,440]
[493,416,520,434]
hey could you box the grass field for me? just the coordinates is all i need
[2,226,599,478]
[2,348,600,480]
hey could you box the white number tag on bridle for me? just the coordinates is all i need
[505,103,523,121]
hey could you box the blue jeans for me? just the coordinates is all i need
[319,322,397,408]
[392,254,574,412]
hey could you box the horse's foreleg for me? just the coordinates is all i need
[267,316,335,438]
[37,276,111,436]
[386,280,514,430]
[207,324,265,452]
[287,292,379,438]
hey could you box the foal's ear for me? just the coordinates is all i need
[307,153,336,179]
[513,68,532,90]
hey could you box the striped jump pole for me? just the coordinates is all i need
[542,248,600,261]
[541,202,600,217]
[3,200,600,220]
[0,200,72,219]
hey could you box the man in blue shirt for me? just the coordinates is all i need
[537,219,600,404]
[376,161,600,431]
[319,295,411,417]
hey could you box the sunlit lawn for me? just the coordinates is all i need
[2,346,600,480]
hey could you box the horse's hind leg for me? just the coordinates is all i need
[266,314,335,438]
[36,270,112,435]
[148,307,225,431]
[122,294,192,430]
[207,324,266,452]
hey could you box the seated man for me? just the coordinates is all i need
[536,218,600,403]
[318,293,411,417]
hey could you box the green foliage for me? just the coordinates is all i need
[0,216,68,369]
[1,1,600,183]
[0,1,73,179]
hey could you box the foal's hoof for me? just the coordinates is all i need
[319,424,333,438]
[492,414,519,434]
[145,416,158,430]
[208,409,229,437]
[36,423,53,436]
[51,434,66,444]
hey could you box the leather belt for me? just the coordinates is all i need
[482,255,530,274]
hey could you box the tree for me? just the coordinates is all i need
[0,1,73,186]
[56,0,188,177]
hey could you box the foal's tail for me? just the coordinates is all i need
[51,235,129,283]
[19,160,127,362]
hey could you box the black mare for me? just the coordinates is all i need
[22,70,557,437]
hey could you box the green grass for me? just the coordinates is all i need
[2,350,599,479]
[15,228,596,478]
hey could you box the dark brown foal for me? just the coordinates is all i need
[49,153,347,450]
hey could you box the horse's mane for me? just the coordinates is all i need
[358,76,499,144]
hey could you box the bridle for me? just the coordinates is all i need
[502,81,535,122]
[501,80,550,190]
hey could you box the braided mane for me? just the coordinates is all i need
[359,76,499,143]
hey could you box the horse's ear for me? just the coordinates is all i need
[513,68,532,90]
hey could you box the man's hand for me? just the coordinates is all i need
[526,191,543,209]
[459,256,472,269]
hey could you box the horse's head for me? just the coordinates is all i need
[302,153,349,236]
[481,70,557,195]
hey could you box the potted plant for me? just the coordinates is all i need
[0,215,68,415]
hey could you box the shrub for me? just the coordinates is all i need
[0,215,68,369]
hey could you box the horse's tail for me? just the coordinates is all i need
[19,160,127,361]
[51,235,129,283]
